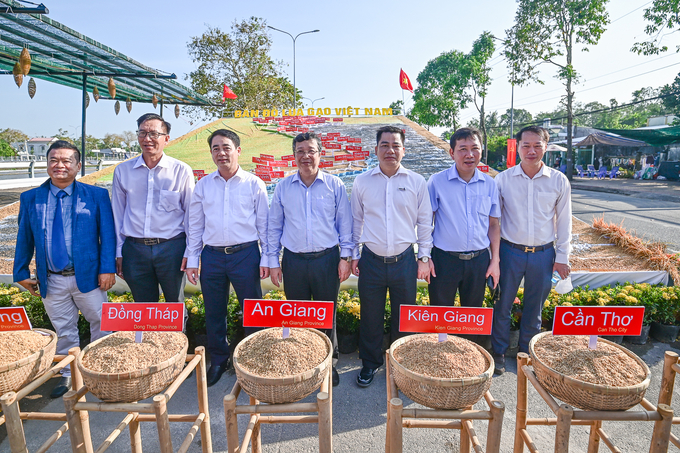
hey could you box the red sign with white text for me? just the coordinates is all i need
[346,145,362,152]
[320,161,334,168]
[478,165,489,173]
[271,171,285,178]
[348,137,362,143]
[268,160,289,167]
[101,303,185,332]
[333,118,344,122]
[327,132,341,137]
[399,305,493,335]
[334,155,349,161]
[243,299,334,329]
[260,154,275,161]
[252,157,263,164]
[282,155,295,161]
[259,174,272,182]
[325,143,342,150]
[0,307,32,331]
[552,306,644,336]
[192,169,205,176]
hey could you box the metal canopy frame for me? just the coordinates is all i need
[0,0,219,174]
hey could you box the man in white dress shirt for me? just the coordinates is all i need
[350,125,433,387]
[491,125,571,374]
[112,113,194,303]
[185,129,269,387]
[267,131,354,387]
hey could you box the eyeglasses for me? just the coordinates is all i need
[295,150,319,156]
[137,130,167,140]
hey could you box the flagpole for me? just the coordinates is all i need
[402,89,405,115]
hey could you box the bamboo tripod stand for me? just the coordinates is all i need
[223,366,333,453]
[1,347,84,453]
[656,350,680,448]
[63,346,212,453]
[514,352,674,453]
[385,351,505,453]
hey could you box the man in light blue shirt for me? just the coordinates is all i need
[267,131,354,386]
[427,127,500,310]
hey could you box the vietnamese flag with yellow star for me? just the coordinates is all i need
[222,84,237,101]
[399,69,414,93]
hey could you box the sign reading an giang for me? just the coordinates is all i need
[234,107,394,118]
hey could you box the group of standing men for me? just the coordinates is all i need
[13,113,571,397]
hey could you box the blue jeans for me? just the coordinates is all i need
[491,241,554,355]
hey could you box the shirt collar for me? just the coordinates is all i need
[293,169,325,186]
[447,164,481,183]
[370,164,406,178]
[511,162,551,179]
[49,181,74,196]
[133,153,169,169]
[211,166,244,182]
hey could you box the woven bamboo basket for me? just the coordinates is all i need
[0,329,56,395]
[529,332,651,411]
[233,328,332,404]
[77,332,188,403]
[388,334,493,410]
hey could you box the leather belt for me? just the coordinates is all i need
[501,238,553,253]
[445,249,485,260]
[48,269,75,277]
[287,247,335,259]
[207,240,258,255]
[363,245,413,264]
[128,232,186,246]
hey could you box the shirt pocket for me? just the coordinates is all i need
[537,192,557,213]
[477,195,492,217]
[315,193,336,218]
[159,189,181,212]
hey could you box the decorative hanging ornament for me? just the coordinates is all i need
[12,62,23,88]
[19,48,31,76]
[175,104,180,118]
[27,77,36,98]
[93,86,100,102]
[114,100,120,115]
[107,77,116,99]
[85,92,90,108]
[126,97,132,113]
[152,93,158,109]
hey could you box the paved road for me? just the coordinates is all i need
[572,188,680,253]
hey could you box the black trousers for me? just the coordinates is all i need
[281,246,340,364]
[122,234,186,302]
[358,246,417,369]
[201,243,262,367]
[429,247,490,307]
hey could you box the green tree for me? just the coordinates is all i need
[632,0,680,55]
[467,32,496,160]
[186,17,299,121]
[389,100,404,115]
[0,140,16,157]
[500,108,533,135]
[408,50,469,130]
[504,0,610,180]
[101,133,125,150]
[0,128,28,145]
[661,72,680,115]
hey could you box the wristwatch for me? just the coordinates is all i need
[419,257,429,263]
[340,256,352,263]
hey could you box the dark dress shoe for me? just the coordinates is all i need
[50,376,72,398]
[356,367,377,388]
[493,353,505,376]
[206,360,230,387]
[332,367,339,387]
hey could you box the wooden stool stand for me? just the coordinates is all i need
[515,352,673,453]
[656,350,680,449]
[1,347,84,453]
[63,346,212,453]
[223,367,332,453]
[385,351,505,453]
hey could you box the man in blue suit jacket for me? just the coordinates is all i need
[14,141,116,398]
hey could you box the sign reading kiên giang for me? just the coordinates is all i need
[0,307,32,331]
[243,299,334,329]
[101,303,185,332]
[552,306,644,336]
[399,305,493,335]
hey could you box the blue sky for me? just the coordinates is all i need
[0,0,678,141]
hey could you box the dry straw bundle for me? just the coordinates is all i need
[591,217,680,283]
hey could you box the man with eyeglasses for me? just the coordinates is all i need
[351,125,433,388]
[267,131,353,387]
[184,129,269,387]
[112,113,194,305]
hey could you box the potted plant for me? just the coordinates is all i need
[336,290,360,354]
[650,285,680,343]
[625,283,654,345]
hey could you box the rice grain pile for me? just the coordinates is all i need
[534,335,646,386]
[82,332,185,374]
[237,328,327,377]
[0,331,51,366]
[394,335,488,379]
